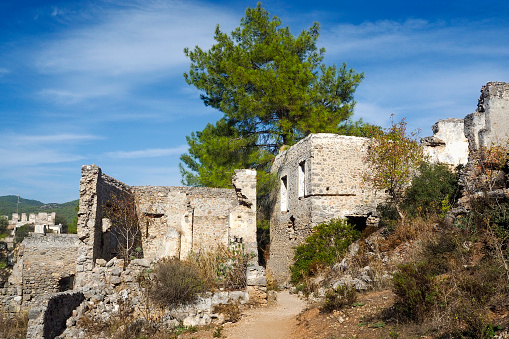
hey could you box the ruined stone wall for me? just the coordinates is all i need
[132,169,257,261]
[423,118,469,166]
[78,165,257,271]
[0,234,79,312]
[9,212,57,226]
[76,165,132,287]
[26,291,85,339]
[465,82,509,150]
[268,134,386,283]
[230,169,258,262]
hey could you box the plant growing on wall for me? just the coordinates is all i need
[364,117,425,218]
[104,194,142,262]
[180,3,368,188]
[0,215,7,237]
[290,218,360,283]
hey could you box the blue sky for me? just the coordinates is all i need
[1,0,508,203]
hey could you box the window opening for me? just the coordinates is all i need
[298,161,306,197]
[280,176,288,212]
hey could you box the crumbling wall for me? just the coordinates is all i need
[8,212,57,226]
[76,165,132,287]
[423,118,469,166]
[0,234,79,312]
[77,165,258,278]
[132,169,257,262]
[25,291,85,339]
[465,82,509,150]
[268,134,385,283]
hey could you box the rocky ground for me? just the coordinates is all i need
[177,289,405,339]
[178,287,509,339]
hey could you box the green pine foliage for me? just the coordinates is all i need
[181,3,366,187]
[290,219,360,283]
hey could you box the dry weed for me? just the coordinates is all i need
[0,308,28,339]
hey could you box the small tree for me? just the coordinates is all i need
[364,117,425,218]
[402,162,459,218]
[104,194,142,262]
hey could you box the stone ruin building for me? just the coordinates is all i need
[3,212,62,250]
[0,81,507,336]
[1,165,262,338]
[268,134,387,283]
[268,81,509,283]
[76,164,258,287]
[423,82,509,164]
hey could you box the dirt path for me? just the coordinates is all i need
[221,291,307,339]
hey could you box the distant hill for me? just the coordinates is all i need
[0,195,78,225]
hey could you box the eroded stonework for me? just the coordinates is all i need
[423,118,469,166]
[424,82,509,167]
[76,165,257,287]
[268,134,386,283]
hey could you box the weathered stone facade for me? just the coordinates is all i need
[422,118,469,166]
[1,234,79,312]
[75,165,257,287]
[424,82,509,167]
[132,168,256,262]
[8,212,57,226]
[465,82,509,151]
[268,134,386,283]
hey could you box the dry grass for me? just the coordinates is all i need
[0,308,28,339]
[186,244,250,290]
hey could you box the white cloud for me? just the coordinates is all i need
[20,133,101,144]
[0,133,100,168]
[322,19,509,60]
[32,0,239,105]
[36,1,236,76]
[0,148,84,167]
[105,145,188,159]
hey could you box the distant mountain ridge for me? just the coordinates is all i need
[0,195,78,225]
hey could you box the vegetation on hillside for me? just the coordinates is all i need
[290,122,509,337]
[290,219,360,283]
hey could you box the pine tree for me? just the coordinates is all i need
[181,3,365,187]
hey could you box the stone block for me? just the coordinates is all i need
[246,265,267,286]
[95,259,107,267]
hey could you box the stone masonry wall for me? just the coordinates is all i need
[76,165,132,288]
[132,169,258,262]
[78,165,258,275]
[465,82,509,151]
[268,134,386,283]
[423,118,469,166]
[0,234,79,312]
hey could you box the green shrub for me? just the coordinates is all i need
[419,232,459,275]
[402,162,459,218]
[149,258,205,308]
[377,203,401,233]
[15,224,32,244]
[322,285,357,313]
[392,261,438,322]
[290,219,360,283]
